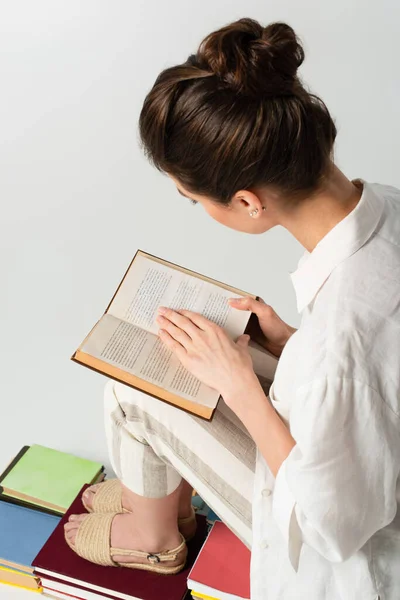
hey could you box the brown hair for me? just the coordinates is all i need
[138,18,337,205]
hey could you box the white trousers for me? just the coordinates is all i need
[103,378,256,548]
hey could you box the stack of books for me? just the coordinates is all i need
[32,484,208,600]
[188,521,250,600]
[0,501,60,593]
[0,444,104,593]
[0,442,232,600]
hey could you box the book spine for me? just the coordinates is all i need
[0,446,30,487]
[0,495,63,518]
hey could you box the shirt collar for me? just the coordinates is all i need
[290,179,385,313]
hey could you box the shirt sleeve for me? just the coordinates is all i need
[271,376,399,570]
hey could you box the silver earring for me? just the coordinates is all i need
[249,206,266,217]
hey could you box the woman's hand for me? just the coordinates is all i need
[228,296,296,358]
[156,306,262,412]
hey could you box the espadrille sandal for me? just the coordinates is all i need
[82,479,128,514]
[176,508,197,541]
[82,479,197,541]
[65,512,188,574]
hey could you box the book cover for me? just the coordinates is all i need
[0,444,103,513]
[33,484,208,600]
[0,446,30,481]
[0,446,75,517]
[188,521,251,600]
[0,499,61,574]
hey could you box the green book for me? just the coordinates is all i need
[0,445,104,514]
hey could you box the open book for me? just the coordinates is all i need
[71,250,278,419]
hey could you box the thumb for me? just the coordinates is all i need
[228,296,266,315]
[236,334,250,348]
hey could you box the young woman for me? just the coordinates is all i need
[64,18,400,600]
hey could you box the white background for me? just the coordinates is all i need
[1,1,399,597]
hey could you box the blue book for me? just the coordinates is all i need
[207,508,222,522]
[0,500,61,574]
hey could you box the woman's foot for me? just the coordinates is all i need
[82,482,127,512]
[64,511,184,567]
[82,482,197,541]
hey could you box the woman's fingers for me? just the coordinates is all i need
[228,296,272,318]
[156,314,192,347]
[176,309,217,331]
[156,307,258,400]
[236,333,251,348]
[157,306,209,335]
[228,296,254,312]
[158,329,187,361]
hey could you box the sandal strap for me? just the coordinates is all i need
[73,513,187,568]
[74,513,116,566]
[111,533,187,565]
[91,479,123,514]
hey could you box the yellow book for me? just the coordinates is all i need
[0,565,42,592]
[191,593,219,600]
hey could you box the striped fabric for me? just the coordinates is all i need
[103,378,255,549]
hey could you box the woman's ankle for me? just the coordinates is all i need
[139,528,183,553]
[112,512,182,554]
[178,503,194,520]
[177,479,194,519]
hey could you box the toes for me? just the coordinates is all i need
[64,515,88,544]
[75,514,87,522]
[69,513,87,523]
[64,523,77,543]
[65,529,76,541]
[82,484,100,508]
[85,484,100,497]
[65,514,87,535]
[88,483,101,491]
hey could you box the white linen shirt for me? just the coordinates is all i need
[250,179,400,600]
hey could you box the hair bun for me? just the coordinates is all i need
[196,18,305,97]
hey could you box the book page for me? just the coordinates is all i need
[80,314,220,408]
[248,341,279,396]
[107,253,251,339]
[248,340,278,381]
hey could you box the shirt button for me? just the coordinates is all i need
[259,539,269,549]
[262,488,272,497]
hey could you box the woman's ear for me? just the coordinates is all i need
[232,189,264,214]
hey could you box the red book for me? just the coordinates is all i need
[187,521,250,600]
[32,484,207,600]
